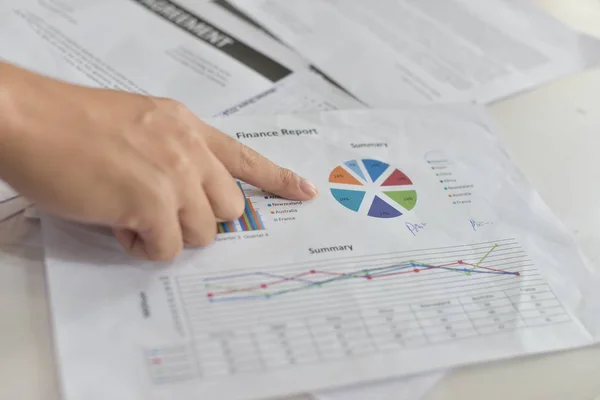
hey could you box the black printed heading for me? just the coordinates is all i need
[131,0,292,81]
[236,128,319,139]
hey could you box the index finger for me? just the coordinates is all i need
[202,124,319,201]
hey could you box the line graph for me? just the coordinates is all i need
[173,238,570,383]
[204,243,520,303]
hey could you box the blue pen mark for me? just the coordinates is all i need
[470,219,493,231]
[406,222,427,236]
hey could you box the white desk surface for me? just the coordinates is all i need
[423,1,600,399]
[1,1,600,400]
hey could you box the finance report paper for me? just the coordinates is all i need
[211,71,445,400]
[231,0,600,105]
[1,0,309,116]
[41,106,600,400]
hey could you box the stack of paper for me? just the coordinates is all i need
[1,1,600,400]
[0,181,30,223]
[231,0,600,105]
[40,106,600,400]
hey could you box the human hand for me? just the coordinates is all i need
[0,62,318,261]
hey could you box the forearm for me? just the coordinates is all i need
[0,61,52,187]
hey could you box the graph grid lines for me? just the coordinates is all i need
[204,243,519,303]
[170,239,572,380]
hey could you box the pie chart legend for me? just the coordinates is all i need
[328,159,417,218]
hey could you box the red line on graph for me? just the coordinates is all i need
[206,257,519,298]
[373,268,423,278]
[266,271,314,286]
[459,261,509,274]
[436,262,460,267]
[209,271,314,296]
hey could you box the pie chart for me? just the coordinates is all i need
[328,159,417,218]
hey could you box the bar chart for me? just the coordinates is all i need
[217,182,266,233]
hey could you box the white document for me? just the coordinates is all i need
[215,70,365,117]
[0,182,18,204]
[316,371,442,400]
[41,106,600,400]
[0,3,92,85]
[0,169,24,222]
[231,0,600,105]
[0,197,32,224]
[1,0,311,116]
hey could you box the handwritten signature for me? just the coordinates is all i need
[470,219,493,231]
[406,222,427,236]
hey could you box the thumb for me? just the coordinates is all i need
[207,130,319,201]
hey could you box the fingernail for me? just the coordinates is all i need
[300,178,319,197]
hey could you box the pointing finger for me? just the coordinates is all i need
[205,127,319,201]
